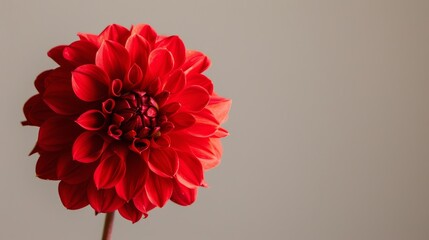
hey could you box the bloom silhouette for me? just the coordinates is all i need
[23,24,230,223]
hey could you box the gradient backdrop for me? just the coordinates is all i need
[1,0,429,239]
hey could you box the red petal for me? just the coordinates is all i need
[146,148,178,178]
[133,190,156,214]
[75,110,106,130]
[145,172,173,207]
[163,69,186,93]
[58,181,89,210]
[22,94,55,126]
[96,40,130,80]
[125,34,149,75]
[72,132,105,163]
[148,48,174,77]
[43,69,90,115]
[156,35,185,68]
[78,33,99,46]
[47,45,73,69]
[72,64,110,102]
[87,181,125,213]
[38,117,81,151]
[94,150,126,189]
[63,40,98,66]
[98,24,131,45]
[131,24,158,44]
[111,79,123,97]
[197,138,222,170]
[57,152,96,184]
[184,109,219,137]
[124,64,143,91]
[170,180,197,206]
[206,96,232,124]
[34,69,53,93]
[36,152,60,180]
[182,50,211,74]
[176,152,204,188]
[118,201,143,223]
[186,73,214,94]
[115,153,148,201]
[169,112,196,130]
[175,86,209,112]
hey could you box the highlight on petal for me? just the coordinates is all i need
[184,109,219,137]
[164,69,186,93]
[72,132,105,163]
[133,189,156,214]
[98,24,131,45]
[93,149,126,189]
[171,180,197,206]
[75,110,106,130]
[72,64,110,102]
[95,40,130,80]
[176,152,204,188]
[146,148,179,178]
[58,181,89,210]
[131,24,158,44]
[125,34,150,75]
[148,48,174,77]
[124,64,143,91]
[186,73,214,94]
[145,172,173,207]
[87,181,125,213]
[206,96,232,124]
[182,50,211,74]
[174,86,210,112]
[156,35,185,68]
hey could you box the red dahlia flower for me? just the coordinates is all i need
[22,23,230,223]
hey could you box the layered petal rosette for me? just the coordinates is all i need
[22,24,231,223]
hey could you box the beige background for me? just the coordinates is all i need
[1,0,429,239]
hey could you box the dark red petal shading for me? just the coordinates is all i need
[145,172,173,207]
[72,64,110,102]
[58,181,89,210]
[75,110,106,131]
[94,150,126,189]
[22,94,56,126]
[98,24,131,45]
[206,96,232,124]
[95,40,130,80]
[87,181,125,213]
[36,152,60,180]
[148,48,174,78]
[156,36,185,68]
[38,117,81,151]
[145,148,178,178]
[186,73,214,94]
[57,153,95,184]
[133,190,155,214]
[119,201,143,223]
[131,24,158,45]
[174,86,209,112]
[72,132,105,163]
[115,153,148,201]
[125,34,150,76]
[43,70,90,115]
[63,40,98,66]
[34,70,53,93]
[182,50,211,74]
[47,45,73,69]
[170,180,197,206]
[164,69,186,94]
[176,152,204,188]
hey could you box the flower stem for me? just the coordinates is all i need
[102,212,115,240]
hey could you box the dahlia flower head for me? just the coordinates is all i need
[22,23,231,223]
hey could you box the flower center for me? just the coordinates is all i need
[103,91,167,152]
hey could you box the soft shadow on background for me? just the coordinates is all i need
[1,1,428,239]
